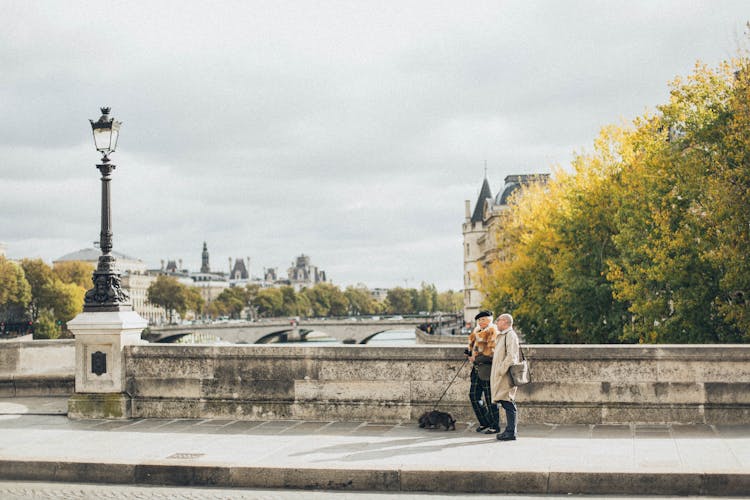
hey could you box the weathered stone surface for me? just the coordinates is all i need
[229,467,401,491]
[703,406,750,425]
[0,340,74,378]
[705,382,750,404]
[701,473,750,496]
[548,472,702,496]
[0,346,20,376]
[127,355,213,378]
[295,380,410,402]
[117,344,750,424]
[0,381,13,397]
[127,377,203,399]
[131,398,202,419]
[0,460,58,481]
[202,377,294,400]
[68,393,131,419]
[409,379,469,404]
[54,461,135,484]
[12,376,74,396]
[291,401,411,422]
[401,470,548,494]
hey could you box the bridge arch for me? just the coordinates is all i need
[359,329,398,344]
[255,329,298,344]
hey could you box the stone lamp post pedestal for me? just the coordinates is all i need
[67,311,147,419]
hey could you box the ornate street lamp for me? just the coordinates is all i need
[83,107,132,312]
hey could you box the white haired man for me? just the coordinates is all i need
[490,313,520,441]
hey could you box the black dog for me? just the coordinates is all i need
[418,410,456,431]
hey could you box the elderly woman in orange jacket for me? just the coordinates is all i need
[467,310,500,433]
[490,313,520,441]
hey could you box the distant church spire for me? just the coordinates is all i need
[201,241,210,273]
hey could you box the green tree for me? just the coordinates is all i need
[436,290,463,312]
[415,282,438,313]
[33,309,60,339]
[0,256,32,322]
[253,287,284,317]
[46,280,85,324]
[607,60,747,342]
[480,54,750,343]
[385,287,414,314]
[147,275,186,324]
[20,258,56,321]
[301,283,348,317]
[53,261,94,289]
[344,285,378,315]
[213,287,250,319]
[279,286,312,316]
[184,286,205,318]
[20,258,85,327]
[478,181,565,343]
[707,62,750,335]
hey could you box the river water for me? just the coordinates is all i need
[173,328,417,346]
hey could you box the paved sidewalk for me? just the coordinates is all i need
[0,397,748,496]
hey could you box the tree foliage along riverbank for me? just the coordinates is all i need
[147,276,463,322]
[0,258,92,339]
[479,53,750,344]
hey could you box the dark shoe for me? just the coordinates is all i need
[496,431,517,441]
[475,425,489,433]
[483,427,499,434]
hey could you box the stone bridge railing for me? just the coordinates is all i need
[3,340,748,424]
[0,339,75,396]
[110,344,750,424]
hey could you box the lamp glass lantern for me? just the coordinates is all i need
[90,107,121,158]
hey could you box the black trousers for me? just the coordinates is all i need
[469,367,499,428]
[498,399,518,435]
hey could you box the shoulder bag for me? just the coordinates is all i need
[506,332,531,387]
[473,354,493,381]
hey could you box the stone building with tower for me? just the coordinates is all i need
[228,257,251,287]
[155,243,229,309]
[462,173,549,322]
[287,254,327,291]
[200,241,210,273]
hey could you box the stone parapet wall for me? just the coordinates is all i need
[125,344,750,424]
[0,339,75,396]
[523,345,749,424]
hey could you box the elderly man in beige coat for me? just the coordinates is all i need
[490,313,520,441]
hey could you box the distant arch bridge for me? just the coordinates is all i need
[146,318,430,344]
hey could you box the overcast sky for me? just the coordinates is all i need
[0,1,746,291]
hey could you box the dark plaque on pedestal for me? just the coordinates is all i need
[91,351,107,376]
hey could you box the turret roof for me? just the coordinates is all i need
[471,177,493,223]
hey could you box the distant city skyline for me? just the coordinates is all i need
[1,2,747,291]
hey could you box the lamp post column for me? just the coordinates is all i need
[67,107,147,420]
[82,158,132,312]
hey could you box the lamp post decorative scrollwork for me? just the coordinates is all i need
[83,107,132,312]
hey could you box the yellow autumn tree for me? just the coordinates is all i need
[480,51,749,343]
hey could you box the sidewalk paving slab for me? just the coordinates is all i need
[0,397,748,496]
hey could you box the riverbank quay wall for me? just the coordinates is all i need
[0,339,74,396]
[2,340,748,424]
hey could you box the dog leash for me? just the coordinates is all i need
[433,357,469,410]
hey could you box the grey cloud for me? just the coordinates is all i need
[1,1,747,290]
